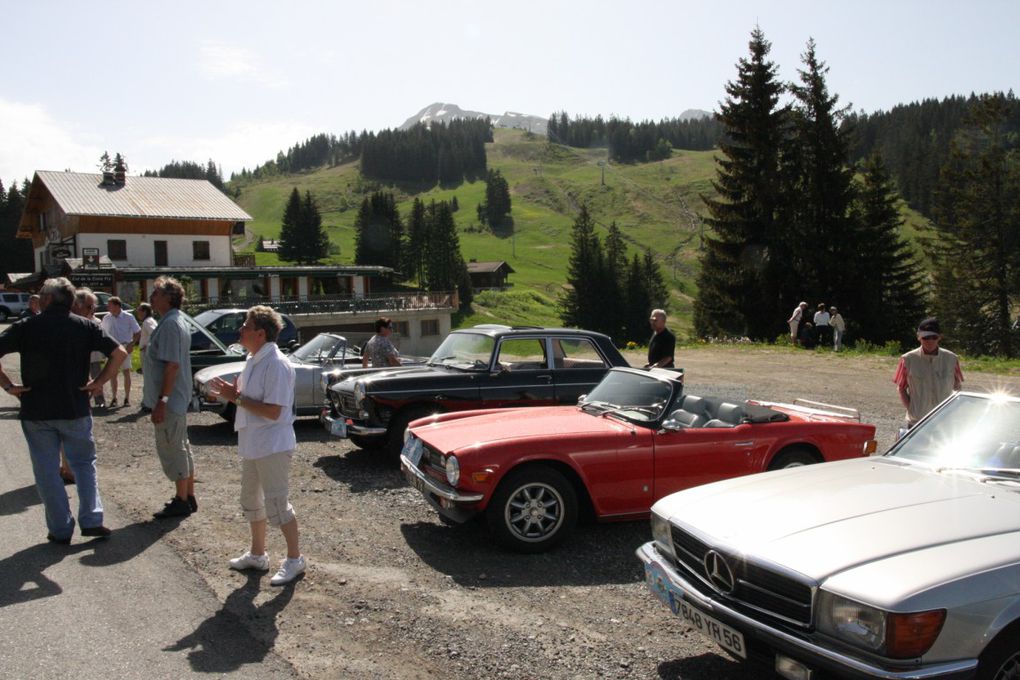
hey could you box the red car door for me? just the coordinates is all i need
[651,424,767,501]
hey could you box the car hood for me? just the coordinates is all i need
[411,406,632,452]
[654,457,1020,606]
[357,365,482,391]
[194,360,246,383]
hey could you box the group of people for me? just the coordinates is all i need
[0,276,306,586]
[787,301,846,350]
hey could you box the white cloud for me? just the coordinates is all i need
[0,99,104,182]
[198,41,287,88]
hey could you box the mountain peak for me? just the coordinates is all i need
[400,102,547,134]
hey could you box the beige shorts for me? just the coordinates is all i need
[240,450,296,527]
[154,411,194,481]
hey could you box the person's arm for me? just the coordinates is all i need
[82,346,129,396]
[209,376,284,421]
[151,360,179,424]
[0,366,30,397]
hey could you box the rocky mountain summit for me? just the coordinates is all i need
[400,102,548,134]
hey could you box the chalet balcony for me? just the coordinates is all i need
[189,291,457,316]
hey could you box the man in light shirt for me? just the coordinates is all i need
[99,296,140,407]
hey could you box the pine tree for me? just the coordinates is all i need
[695,27,789,339]
[786,39,858,308]
[624,254,651,344]
[97,151,112,173]
[851,154,927,345]
[480,169,512,227]
[404,198,428,285]
[278,188,328,264]
[929,93,1020,355]
[559,205,606,332]
[353,192,403,269]
[423,201,471,305]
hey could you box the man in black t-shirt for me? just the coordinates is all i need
[0,277,127,544]
[645,308,676,369]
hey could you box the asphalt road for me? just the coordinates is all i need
[0,389,301,680]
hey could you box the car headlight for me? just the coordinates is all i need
[650,511,675,560]
[353,381,366,408]
[445,455,460,486]
[816,591,946,658]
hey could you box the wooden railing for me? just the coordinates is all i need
[187,291,456,316]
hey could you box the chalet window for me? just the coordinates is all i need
[107,239,127,260]
[193,240,211,260]
[421,319,440,337]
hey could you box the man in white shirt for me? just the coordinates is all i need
[209,305,306,586]
[99,297,140,407]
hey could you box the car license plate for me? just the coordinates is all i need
[327,417,347,438]
[644,564,746,659]
[403,436,424,466]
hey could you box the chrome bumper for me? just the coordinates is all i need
[320,412,387,437]
[636,542,978,680]
[400,455,484,503]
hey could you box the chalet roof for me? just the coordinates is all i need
[466,260,515,274]
[33,171,252,221]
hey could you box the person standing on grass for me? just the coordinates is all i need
[208,305,306,586]
[0,277,127,544]
[100,296,140,407]
[830,306,846,351]
[787,302,808,346]
[143,277,197,519]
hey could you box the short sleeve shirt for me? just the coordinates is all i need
[647,328,676,368]
[100,310,141,344]
[142,308,193,414]
[364,333,398,367]
[0,304,119,420]
[234,342,296,459]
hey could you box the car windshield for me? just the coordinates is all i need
[179,312,235,354]
[580,370,674,423]
[427,333,495,370]
[888,393,1020,475]
[192,310,223,327]
[291,334,345,364]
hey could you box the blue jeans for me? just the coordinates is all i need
[22,417,104,539]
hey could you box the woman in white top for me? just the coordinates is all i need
[209,305,306,586]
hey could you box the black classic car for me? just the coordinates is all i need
[321,325,632,455]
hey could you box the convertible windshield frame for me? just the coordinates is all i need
[579,368,678,425]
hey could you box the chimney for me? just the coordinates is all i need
[113,155,127,185]
[102,171,115,186]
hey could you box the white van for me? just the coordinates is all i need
[0,292,31,321]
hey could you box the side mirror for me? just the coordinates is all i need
[660,418,683,432]
[577,394,587,405]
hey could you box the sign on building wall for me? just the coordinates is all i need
[82,248,100,268]
[70,271,114,291]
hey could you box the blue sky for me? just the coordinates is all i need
[2,0,1017,184]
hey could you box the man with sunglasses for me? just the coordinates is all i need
[362,316,401,368]
[893,317,964,429]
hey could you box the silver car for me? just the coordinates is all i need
[638,390,1020,680]
[193,333,361,420]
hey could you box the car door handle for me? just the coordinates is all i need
[536,374,552,383]
[733,441,754,447]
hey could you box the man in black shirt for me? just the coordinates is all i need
[645,308,676,369]
[0,277,128,543]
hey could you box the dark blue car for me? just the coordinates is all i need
[191,308,300,351]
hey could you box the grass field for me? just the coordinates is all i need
[232,128,930,337]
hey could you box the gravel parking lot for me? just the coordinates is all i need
[11,345,1019,679]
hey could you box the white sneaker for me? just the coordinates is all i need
[270,556,306,585]
[228,550,269,571]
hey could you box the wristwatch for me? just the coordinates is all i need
[236,393,244,408]
[159,395,170,404]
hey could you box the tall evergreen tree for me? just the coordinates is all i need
[353,192,403,269]
[624,254,651,343]
[695,27,789,339]
[929,93,1020,356]
[278,188,329,264]
[480,169,512,227]
[786,39,858,307]
[851,154,927,344]
[559,205,606,332]
[404,198,428,285]
[422,201,471,305]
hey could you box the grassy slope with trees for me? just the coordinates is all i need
[231,127,927,340]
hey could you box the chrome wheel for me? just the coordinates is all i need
[993,651,1020,680]
[505,482,564,542]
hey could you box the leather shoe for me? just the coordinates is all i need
[81,525,112,538]
[154,496,192,519]
[47,533,71,545]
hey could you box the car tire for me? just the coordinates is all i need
[977,624,1020,680]
[767,446,818,471]
[349,433,386,450]
[385,406,434,459]
[486,465,578,553]
[0,308,8,322]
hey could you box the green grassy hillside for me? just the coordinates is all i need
[232,128,928,337]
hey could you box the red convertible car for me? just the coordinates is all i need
[401,367,877,552]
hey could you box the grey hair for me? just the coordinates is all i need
[153,276,185,308]
[74,287,98,308]
[650,308,667,321]
[246,305,283,343]
[40,277,76,307]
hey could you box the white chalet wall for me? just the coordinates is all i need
[78,233,232,267]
